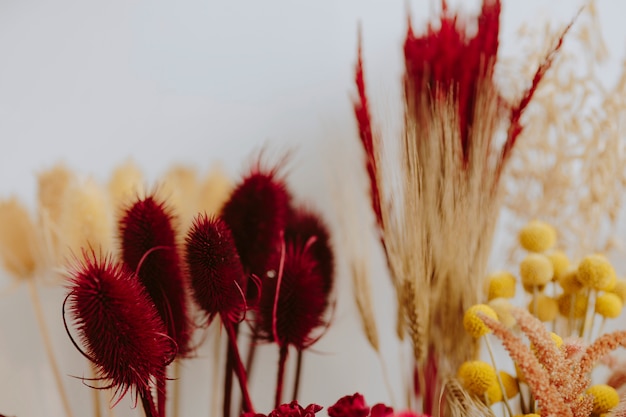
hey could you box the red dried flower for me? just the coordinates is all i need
[369,404,393,417]
[119,194,191,356]
[257,242,328,349]
[220,159,291,286]
[64,251,175,404]
[284,205,334,295]
[241,401,322,417]
[185,214,246,323]
[328,393,370,417]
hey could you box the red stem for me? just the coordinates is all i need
[140,388,159,417]
[274,345,289,409]
[223,320,254,414]
[291,349,303,401]
[223,343,234,417]
[157,372,166,417]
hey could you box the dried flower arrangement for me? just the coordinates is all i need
[1,1,626,417]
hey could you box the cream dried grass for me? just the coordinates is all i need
[0,198,41,280]
[108,159,145,206]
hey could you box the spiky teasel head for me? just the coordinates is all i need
[0,198,41,280]
[185,215,246,324]
[119,194,191,356]
[257,242,329,349]
[221,156,291,286]
[65,251,175,401]
[284,205,334,296]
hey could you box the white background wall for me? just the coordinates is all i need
[0,1,625,416]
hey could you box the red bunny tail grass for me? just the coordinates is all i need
[284,205,334,296]
[64,251,175,413]
[119,194,191,357]
[185,214,246,323]
[220,157,291,287]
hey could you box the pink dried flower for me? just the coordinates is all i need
[185,214,246,323]
[64,251,175,408]
[118,194,191,356]
[369,404,393,417]
[328,393,370,417]
[241,401,322,417]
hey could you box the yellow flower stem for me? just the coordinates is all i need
[598,317,607,340]
[533,286,539,321]
[27,279,75,417]
[484,335,514,417]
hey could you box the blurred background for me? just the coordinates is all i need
[1,0,625,416]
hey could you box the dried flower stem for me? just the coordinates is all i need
[275,345,289,408]
[89,364,102,417]
[484,335,514,417]
[292,349,303,401]
[223,320,254,414]
[27,279,75,417]
[140,388,159,417]
[172,360,181,417]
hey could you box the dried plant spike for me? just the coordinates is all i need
[519,220,557,253]
[520,254,553,287]
[197,164,233,217]
[60,178,114,257]
[586,384,619,414]
[65,252,175,405]
[548,251,570,281]
[463,305,498,338]
[457,361,497,397]
[0,198,40,280]
[578,254,615,290]
[485,271,516,300]
[527,294,558,322]
[595,293,623,319]
[108,160,144,205]
[610,278,626,303]
[559,269,584,294]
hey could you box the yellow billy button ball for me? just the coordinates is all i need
[557,292,588,319]
[520,254,553,288]
[595,293,623,319]
[548,250,570,281]
[558,269,583,294]
[586,384,619,414]
[519,220,557,253]
[610,278,626,303]
[499,371,519,399]
[527,294,559,322]
[485,381,502,404]
[485,271,517,300]
[457,361,497,397]
[577,254,616,290]
[463,304,499,338]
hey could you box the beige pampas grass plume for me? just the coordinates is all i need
[197,164,233,216]
[0,198,40,280]
[108,159,144,207]
[157,165,199,230]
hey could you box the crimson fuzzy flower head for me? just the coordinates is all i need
[284,205,334,296]
[118,194,191,356]
[241,401,322,417]
[328,393,370,417]
[220,158,291,288]
[185,214,246,323]
[257,241,329,349]
[64,251,175,401]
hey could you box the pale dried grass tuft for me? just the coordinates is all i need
[0,198,41,280]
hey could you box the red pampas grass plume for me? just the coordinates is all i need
[64,251,175,417]
[220,157,291,288]
[118,194,191,356]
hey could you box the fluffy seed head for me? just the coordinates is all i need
[457,361,497,397]
[65,252,175,400]
[119,195,191,356]
[197,164,233,216]
[220,160,291,281]
[586,384,619,414]
[0,198,40,279]
[520,254,553,287]
[463,304,498,338]
[577,254,615,290]
[257,242,328,349]
[185,215,245,322]
[595,293,623,319]
[108,160,144,205]
[485,271,516,300]
[518,220,557,253]
[527,294,558,322]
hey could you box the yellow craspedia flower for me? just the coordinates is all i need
[499,371,519,399]
[577,254,615,290]
[586,384,619,414]
[485,381,502,404]
[527,294,559,322]
[557,292,588,319]
[488,298,516,328]
[520,254,553,288]
[550,332,563,348]
[558,269,583,294]
[485,271,517,300]
[519,220,556,253]
[463,304,498,338]
[457,361,497,397]
[548,250,570,281]
[610,278,626,303]
[595,293,623,319]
